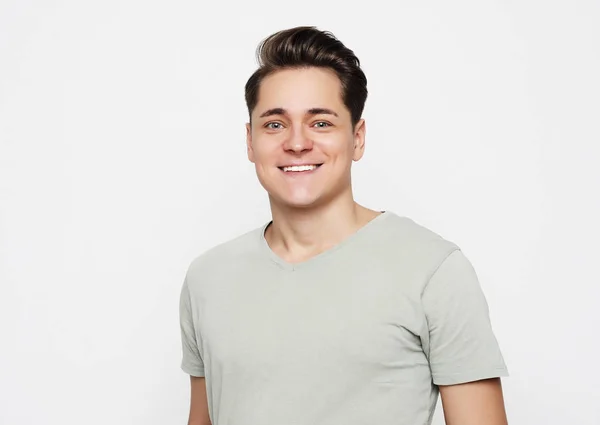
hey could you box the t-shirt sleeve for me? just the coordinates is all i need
[422,249,508,386]
[179,277,205,377]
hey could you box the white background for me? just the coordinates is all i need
[1,1,599,424]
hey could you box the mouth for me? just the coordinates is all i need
[278,164,323,173]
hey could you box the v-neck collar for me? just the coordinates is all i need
[258,211,391,271]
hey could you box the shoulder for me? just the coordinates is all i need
[185,224,265,287]
[363,212,463,295]
[377,212,459,258]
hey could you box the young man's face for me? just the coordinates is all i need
[246,67,365,210]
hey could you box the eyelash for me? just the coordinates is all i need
[264,121,332,130]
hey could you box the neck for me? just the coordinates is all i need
[265,190,381,263]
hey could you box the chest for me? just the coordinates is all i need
[196,263,428,380]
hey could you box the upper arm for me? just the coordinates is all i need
[423,250,509,422]
[180,277,210,424]
[422,249,508,385]
[439,378,508,425]
[188,376,211,425]
[180,278,206,377]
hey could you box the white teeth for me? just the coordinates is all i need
[282,164,319,172]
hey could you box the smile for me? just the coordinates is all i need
[279,164,323,173]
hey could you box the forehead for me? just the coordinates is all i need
[255,67,346,117]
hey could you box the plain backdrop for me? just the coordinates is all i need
[1,0,599,424]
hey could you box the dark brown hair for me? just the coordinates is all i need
[244,26,368,126]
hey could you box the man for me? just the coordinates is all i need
[180,26,509,425]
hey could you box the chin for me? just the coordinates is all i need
[271,192,325,210]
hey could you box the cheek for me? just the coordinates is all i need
[250,142,280,177]
[253,149,277,168]
[318,134,355,158]
[251,135,280,160]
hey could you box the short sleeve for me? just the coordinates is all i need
[179,278,205,377]
[422,249,508,386]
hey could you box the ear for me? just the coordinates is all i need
[352,119,366,161]
[246,122,255,163]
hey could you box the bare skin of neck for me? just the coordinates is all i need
[264,188,382,264]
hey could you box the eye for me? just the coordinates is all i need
[265,122,284,130]
[313,121,332,129]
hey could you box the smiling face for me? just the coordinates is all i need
[246,67,366,210]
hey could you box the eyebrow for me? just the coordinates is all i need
[258,107,339,118]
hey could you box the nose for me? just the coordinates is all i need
[283,125,313,153]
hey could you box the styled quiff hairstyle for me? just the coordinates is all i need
[244,26,368,126]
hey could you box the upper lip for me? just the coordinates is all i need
[278,162,324,168]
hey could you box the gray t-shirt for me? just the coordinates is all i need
[179,211,508,425]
